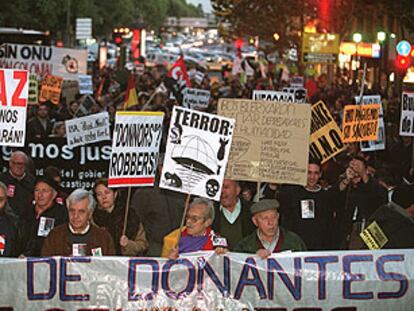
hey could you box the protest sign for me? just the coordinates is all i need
[290,75,304,88]
[282,87,308,103]
[28,74,38,104]
[342,104,380,143]
[39,74,63,105]
[0,44,87,80]
[0,68,28,147]
[400,92,414,136]
[0,138,110,190]
[182,88,210,110]
[218,98,311,185]
[252,90,295,102]
[109,111,164,188]
[1,250,413,310]
[65,112,110,147]
[78,74,93,95]
[355,95,386,151]
[160,106,235,201]
[309,101,344,163]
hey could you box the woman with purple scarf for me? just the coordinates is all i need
[161,198,227,259]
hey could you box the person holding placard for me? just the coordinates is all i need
[162,198,227,260]
[234,199,306,258]
[41,189,115,257]
[92,179,148,256]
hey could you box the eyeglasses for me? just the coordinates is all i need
[185,215,205,223]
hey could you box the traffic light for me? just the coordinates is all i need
[396,54,410,71]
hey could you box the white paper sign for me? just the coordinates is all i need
[65,112,110,147]
[78,74,93,95]
[160,106,235,201]
[0,68,29,147]
[183,88,211,110]
[252,90,295,102]
[356,95,386,151]
[51,47,87,81]
[282,87,308,103]
[400,92,414,136]
[109,111,164,188]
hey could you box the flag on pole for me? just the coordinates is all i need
[124,74,138,109]
[167,55,191,87]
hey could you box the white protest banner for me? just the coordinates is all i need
[182,88,210,110]
[400,92,414,136]
[78,74,93,95]
[252,90,295,102]
[65,112,110,147]
[1,250,414,310]
[282,87,308,103]
[109,111,164,188]
[0,44,87,80]
[0,68,29,147]
[160,106,235,201]
[51,47,87,81]
[310,101,345,164]
[218,98,311,186]
[355,95,386,151]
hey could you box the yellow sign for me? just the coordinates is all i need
[39,74,63,105]
[310,101,344,164]
[360,221,388,250]
[342,104,380,143]
[302,33,340,64]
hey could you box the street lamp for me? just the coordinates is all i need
[377,31,387,89]
[352,33,362,84]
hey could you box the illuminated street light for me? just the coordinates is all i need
[377,31,386,42]
[353,33,362,43]
[273,32,280,41]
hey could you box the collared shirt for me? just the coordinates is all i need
[220,199,241,224]
[257,228,280,252]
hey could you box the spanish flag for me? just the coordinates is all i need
[123,74,138,109]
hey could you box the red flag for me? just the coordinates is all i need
[124,74,138,109]
[167,55,191,87]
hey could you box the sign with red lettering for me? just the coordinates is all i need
[0,68,29,146]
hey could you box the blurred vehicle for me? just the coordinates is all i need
[146,52,178,68]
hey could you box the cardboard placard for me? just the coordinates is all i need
[182,88,210,110]
[252,90,294,102]
[160,106,235,201]
[309,101,345,164]
[39,74,63,105]
[400,92,414,136]
[218,98,311,185]
[355,95,386,151]
[0,69,29,147]
[108,111,164,188]
[342,104,380,143]
[65,112,111,147]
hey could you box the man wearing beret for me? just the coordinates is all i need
[234,199,307,259]
[18,177,68,256]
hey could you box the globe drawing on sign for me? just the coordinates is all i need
[172,135,218,175]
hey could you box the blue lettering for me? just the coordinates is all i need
[267,257,302,300]
[197,256,230,297]
[27,258,57,300]
[234,257,266,300]
[376,254,408,299]
[128,258,159,301]
[305,256,338,300]
[162,258,195,300]
[343,255,373,300]
[59,257,90,301]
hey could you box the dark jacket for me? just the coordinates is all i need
[41,223,116,256]
[27,117,54,140]
[19,202,68,256]
[355,202,414,249]
[234,227,307,254]
[212,199,255,248]
[0,208,18,257]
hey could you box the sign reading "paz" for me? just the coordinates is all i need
[109,111,164,188]
[342,104,380,143]
[0,68,29,147]
[309,101,344,164]
[400,92,414,136]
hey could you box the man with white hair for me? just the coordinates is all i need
[0,151,35,218]
[41,189,115,256]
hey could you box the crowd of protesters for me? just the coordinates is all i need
[0,55,414,259]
